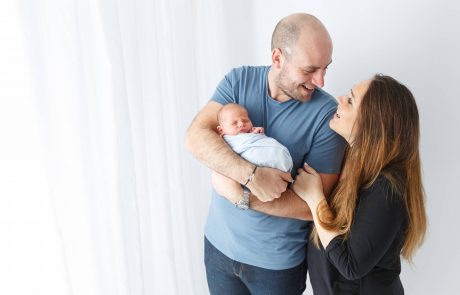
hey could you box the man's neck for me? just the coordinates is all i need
[267,68,291,103]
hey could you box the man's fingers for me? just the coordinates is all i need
[250,167,293,202]
[280,171,293,183]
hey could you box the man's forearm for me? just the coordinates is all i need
[248,172,338,220]
[250,189,313,221]
[212,171,312,220]
[184,102,254,184]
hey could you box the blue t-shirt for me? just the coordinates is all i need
[205,66,346,270]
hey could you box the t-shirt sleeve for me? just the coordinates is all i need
[304,107,346,174]
[210,69,238,105]
[324,178,406,280]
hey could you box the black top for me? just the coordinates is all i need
[308,176,408,295]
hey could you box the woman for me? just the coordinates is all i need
[291,74,427,294]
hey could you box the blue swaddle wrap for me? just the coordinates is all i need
[224,133,293,172]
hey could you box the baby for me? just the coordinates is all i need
[217,103,293,172]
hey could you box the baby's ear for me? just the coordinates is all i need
[216,125,223,135]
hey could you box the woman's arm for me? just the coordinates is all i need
[292,163,339,245]
[324,178,406,280]
[293,164,406,280]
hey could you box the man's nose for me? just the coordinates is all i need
[312,70,325,88]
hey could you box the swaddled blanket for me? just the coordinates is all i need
[224,133,293,172]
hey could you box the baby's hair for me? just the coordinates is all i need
[217,103,248,123]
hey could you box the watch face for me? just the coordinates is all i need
[236,199,249,210]
[236,188,250,210]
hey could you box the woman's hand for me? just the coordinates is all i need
[293,163,339,248]
[292,163,325,206]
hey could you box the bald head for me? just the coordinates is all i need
[268,13,333,102]
[271,13,331,56]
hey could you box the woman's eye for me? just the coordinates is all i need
[348,97,353,104]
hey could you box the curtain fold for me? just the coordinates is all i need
[14,0,233,294]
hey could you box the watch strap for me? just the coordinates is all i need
[235,187,250,210]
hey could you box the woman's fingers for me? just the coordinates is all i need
[303,162,317,175]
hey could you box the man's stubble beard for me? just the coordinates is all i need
[276,65,312,103]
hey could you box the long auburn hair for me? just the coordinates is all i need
[314,74,427,262]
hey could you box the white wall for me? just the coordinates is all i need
[217,0,460,294]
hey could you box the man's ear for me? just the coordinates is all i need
[271,48,283,69]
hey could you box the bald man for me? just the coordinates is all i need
[185,13,346,294]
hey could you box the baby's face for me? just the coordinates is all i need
[218,107,254,135]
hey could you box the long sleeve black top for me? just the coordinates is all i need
[308,176,408,295]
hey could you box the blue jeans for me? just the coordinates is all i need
[204,237,307,295]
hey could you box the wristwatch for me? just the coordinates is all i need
[235,187,251,210]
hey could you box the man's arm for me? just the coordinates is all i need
[250,189,312,220]
[212,170,338,221]
[185,101,292,201]
[250,173,338,220]
[185,101,252,182]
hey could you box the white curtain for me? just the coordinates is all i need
[1,0,234,294]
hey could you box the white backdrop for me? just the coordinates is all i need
[217,1,460,294]
[1,0,459,294]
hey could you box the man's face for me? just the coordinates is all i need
[276,37,332,103]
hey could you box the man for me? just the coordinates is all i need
[185,13,346,295]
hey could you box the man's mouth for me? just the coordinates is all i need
[302,84,314,92]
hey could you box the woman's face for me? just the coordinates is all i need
[330,80,371,144]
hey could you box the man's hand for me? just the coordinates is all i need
[246,167,293,202]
